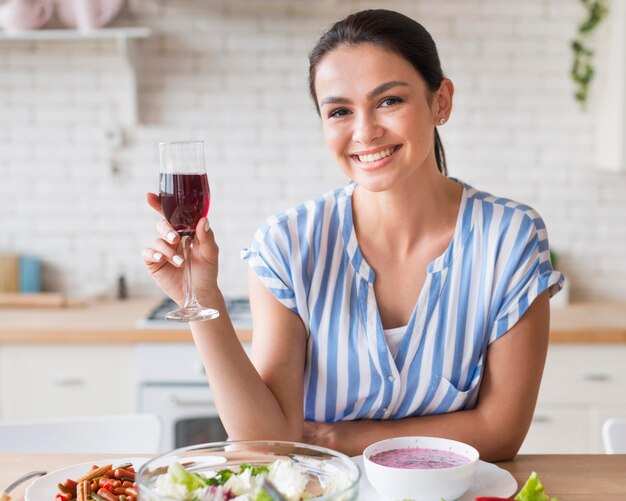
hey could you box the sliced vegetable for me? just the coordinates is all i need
[166,462,207,490]
[240,464,270,476]
[254,489,273,501]
[514,472,560,501]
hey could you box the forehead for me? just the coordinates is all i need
[314,43,424,100]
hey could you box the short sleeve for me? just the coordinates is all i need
[489,210,564,342]
[241,218,298,313]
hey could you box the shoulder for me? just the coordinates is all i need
[463,182,546,239]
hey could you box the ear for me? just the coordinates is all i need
[433,78,454,125]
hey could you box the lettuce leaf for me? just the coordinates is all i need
[514,472,560,501]
[167,462,207,491]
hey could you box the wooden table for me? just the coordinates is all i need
[1,453,625,500]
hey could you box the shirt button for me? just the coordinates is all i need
[382,407,388,412]
[387,375,396,382]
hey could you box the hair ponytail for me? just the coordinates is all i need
[434,128,447,176]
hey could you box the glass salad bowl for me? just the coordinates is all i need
[136,440,360,501]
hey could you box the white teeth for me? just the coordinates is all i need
[357,147,395,163]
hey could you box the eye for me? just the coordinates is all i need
[328,108,351,119]
[379,96,403,107]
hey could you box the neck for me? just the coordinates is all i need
[352,169,462,256]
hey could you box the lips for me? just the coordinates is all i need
[350,145,401,168]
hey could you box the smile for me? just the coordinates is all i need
[351,145,401,164]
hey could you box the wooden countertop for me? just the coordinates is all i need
[0,298,625,344]
[0,298,252,344]
[2,453,626,500]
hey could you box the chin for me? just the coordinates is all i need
[352,175,395,193]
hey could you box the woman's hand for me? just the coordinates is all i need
[142,192,220,306]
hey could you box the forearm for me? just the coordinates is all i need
[307,408,520,462]
[190,289,302,441]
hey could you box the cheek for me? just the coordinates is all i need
[322,123,351,156]
[387,108,432,147]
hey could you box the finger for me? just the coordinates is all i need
[195,217,219,259]
[195,217,211,244]
[146,192,162,215]
[150,239,185,267]
[142,248,166,268]
[157,219,179,245]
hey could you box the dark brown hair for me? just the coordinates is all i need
[308,9,448,175]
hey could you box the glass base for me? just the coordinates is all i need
[165,304,220,322]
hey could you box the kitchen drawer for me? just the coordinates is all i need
[0,345,135,421]
[520,404,591,454]
[135,343,252,384]
[538,345,626,405]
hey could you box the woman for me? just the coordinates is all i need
[143,9,563,462]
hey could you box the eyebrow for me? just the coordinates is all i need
[319,80,410,107]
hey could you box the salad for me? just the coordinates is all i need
[151,459,352,501]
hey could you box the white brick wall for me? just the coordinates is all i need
[1,0,625,301]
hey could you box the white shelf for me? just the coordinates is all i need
[0,27,150,41]
[0,27,152,126]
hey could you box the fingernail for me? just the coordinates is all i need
[167,231,177,243]
[205,220,210,232]
[153,252,163,261]
[172,255,184,266]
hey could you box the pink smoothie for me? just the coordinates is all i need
[369,446,470,469]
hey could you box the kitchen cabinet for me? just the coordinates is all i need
[520,345,626,453]
[0,345,135,421]
[0,299,625,454]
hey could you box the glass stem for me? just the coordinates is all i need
[181,235,197,307]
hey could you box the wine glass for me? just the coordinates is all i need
[159,140,220,322]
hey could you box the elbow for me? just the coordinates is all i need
[482,427,527,462]
[488,441,520,462]
[473,410,528,462]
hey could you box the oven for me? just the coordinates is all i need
[136,342,251,452]
[136,297,252,452]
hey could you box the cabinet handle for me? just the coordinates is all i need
[51,376,84,386]
[165,393,215,408]
[580,372,611,382]
[532,414,551,423]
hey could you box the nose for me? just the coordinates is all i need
[352,112,383,144]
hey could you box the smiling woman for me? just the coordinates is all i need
[143,9,565,463]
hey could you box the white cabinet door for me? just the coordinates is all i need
[1,345,135,421]
[529,345,626,454]
[520,404,591,454]
[539,346,626,405]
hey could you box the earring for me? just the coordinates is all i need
[439,117,446,125]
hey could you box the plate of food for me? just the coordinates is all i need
[25,458,147,501]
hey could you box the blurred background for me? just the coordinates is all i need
[1,0,625,302]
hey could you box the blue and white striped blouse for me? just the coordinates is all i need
[242,180,564,422]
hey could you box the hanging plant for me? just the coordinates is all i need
[571,0,609,109]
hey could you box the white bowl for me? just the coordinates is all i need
[363,436,479,501]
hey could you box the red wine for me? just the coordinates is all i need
[159,173,210,237]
